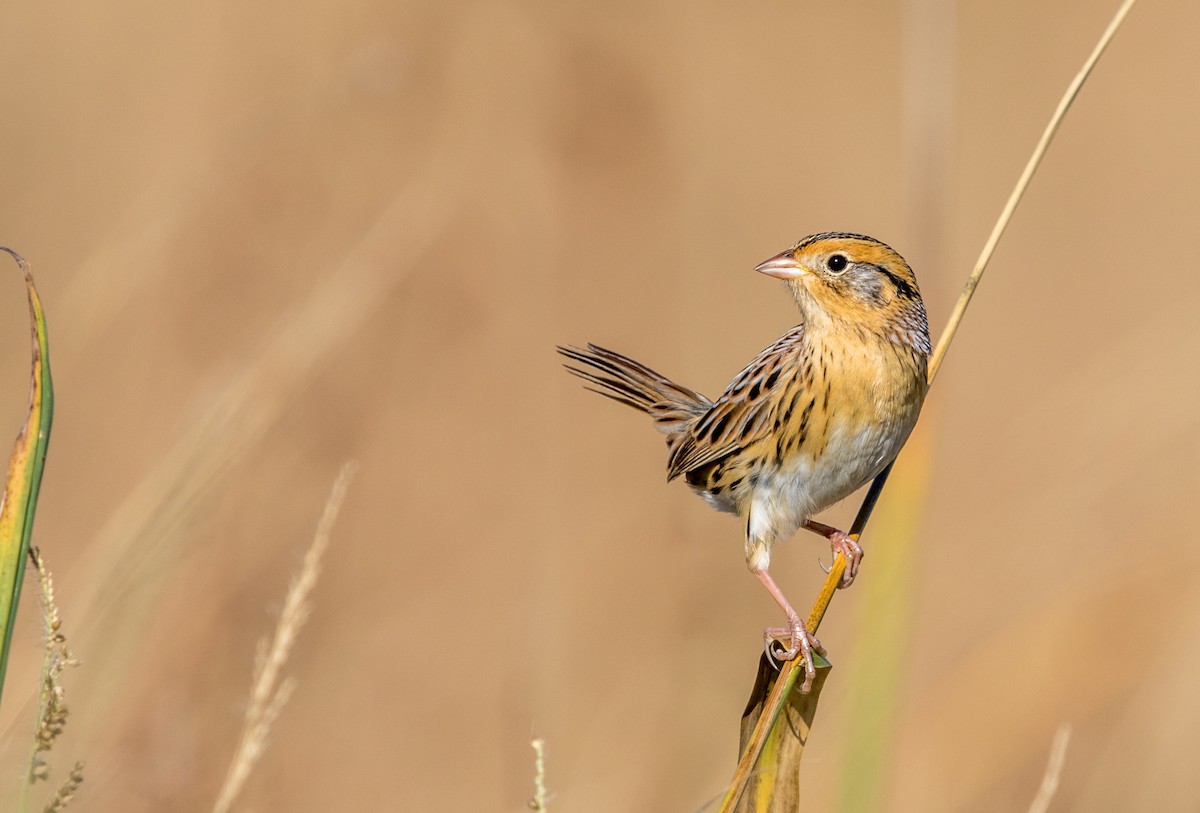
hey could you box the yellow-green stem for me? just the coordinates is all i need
[718,2,1138,808]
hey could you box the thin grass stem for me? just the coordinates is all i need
[719,2,1138,808]
[1027,724,1073,813]
[210,462,356,813]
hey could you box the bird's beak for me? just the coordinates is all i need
[755,250,808,280]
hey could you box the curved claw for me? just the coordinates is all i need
[763,618,826,693]
[829,532,863,588]
[763,638,789,670]
[802,521,864,589]
[765,635,799,661]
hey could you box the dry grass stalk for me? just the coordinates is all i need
[528,737,548,811]
[1027,724,1073,813]
[927,0,1139,385]
[39,762,84,813]
[721,1,1138,809]
[26,546,82,809]
[210,462,357,813]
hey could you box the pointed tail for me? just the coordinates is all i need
[557,343,712,436]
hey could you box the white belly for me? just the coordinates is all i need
[744,413,915,551]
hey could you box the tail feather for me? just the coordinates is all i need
[557,343,712,436]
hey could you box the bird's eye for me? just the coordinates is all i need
[826,254,848,273]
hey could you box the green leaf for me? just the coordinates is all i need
[0,249,54,709]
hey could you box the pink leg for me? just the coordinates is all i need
[754,567,826,693]
[804,519,862,588]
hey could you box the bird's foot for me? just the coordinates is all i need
[804,520,863,588]
[764,614,826,693]
[829,531,863,588]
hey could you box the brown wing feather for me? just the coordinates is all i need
[666,326,808,481]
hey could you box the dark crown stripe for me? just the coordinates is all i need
[792,231,891,252]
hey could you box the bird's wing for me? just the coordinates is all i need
[666,326,808,481]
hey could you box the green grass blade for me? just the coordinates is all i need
[0,249,55,709]
[835,435,929,812]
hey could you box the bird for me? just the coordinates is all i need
[558,232,931,690]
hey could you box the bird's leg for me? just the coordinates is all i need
[803,519,862,588]
[754,567,826,693]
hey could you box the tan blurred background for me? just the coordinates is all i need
[0,0,1195,810]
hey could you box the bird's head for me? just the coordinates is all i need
[756,232,931,355]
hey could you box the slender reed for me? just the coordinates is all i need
[211,462,357,813]
[1027,724,1072,813]
[719,2,1138,809]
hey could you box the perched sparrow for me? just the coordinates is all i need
[559,232,930,689]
